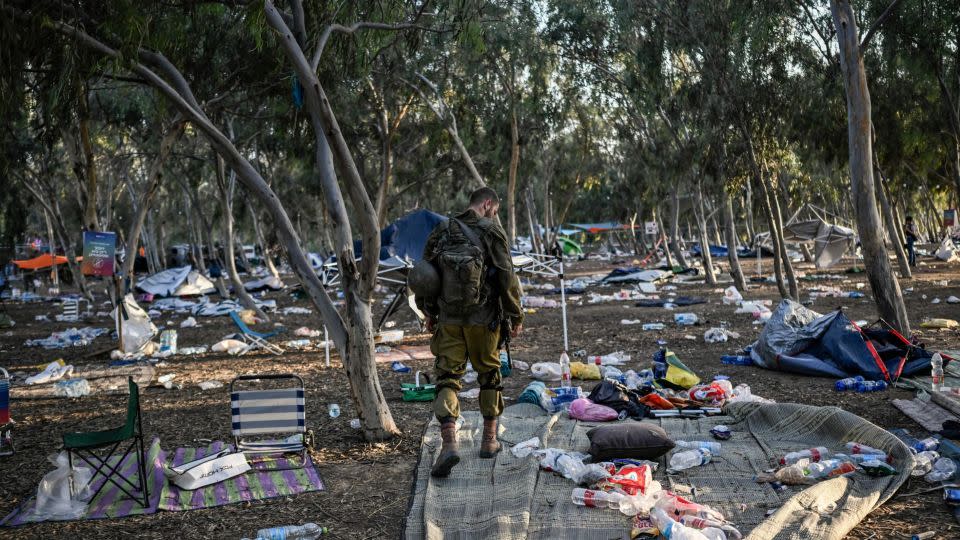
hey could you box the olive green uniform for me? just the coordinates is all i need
[417,209,524,421]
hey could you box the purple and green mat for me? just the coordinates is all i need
[1,438,324,526]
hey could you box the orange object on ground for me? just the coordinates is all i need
[638,393,675,410]
[11,254,79,270]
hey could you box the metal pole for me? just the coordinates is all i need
[559,257,569,351]
[324,325,330,368]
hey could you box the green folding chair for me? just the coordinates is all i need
[62,377,150,508]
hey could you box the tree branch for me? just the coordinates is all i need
[311,22,424,71]
[859,0,904,50]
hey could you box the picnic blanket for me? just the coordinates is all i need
[404,402,912,540]
[2,439,324,526]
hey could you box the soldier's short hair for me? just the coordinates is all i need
[469,187,499,206]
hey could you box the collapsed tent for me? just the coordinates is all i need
[12,253,76,270]
[555,236,583,256]
[751,300,939,381]
[692,244,729,258]
[137,266,215,297]
[243,275,284,292]
[356,208,448,262]
[783,219,857,269]
[602,267,673,283]
[935,238,959,262]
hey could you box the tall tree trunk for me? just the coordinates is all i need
[831,0,911,334]
[655,209,674,268]
[722,190,748,291]
[669,189,688,266]
[78,85,100,232]
[770,176,799,299]
[874,160,911,278]
[248,200,280,280]
[756,176,789,298]
[695,183,717,285]
[42,209,59,290]
[216,157,268,321]
[525,188,543,254]
[123,119,183,289]
[506,107,520,246]
[744,184,756,242]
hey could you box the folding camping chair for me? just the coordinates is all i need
[60,299,79,322]
[228,311,285,355]
[229,374,312,470]
[62,377,150,508]
[0,367,13,456]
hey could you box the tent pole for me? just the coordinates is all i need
[559,257,569,351]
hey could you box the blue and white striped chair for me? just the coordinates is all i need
[230,374,310,470]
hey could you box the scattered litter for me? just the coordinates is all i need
[512,360,529,371]
[932,298,941,304]
[25,327,109,349]
[642,323,665,331]
[179,317,198,328]
[211,339,247,355]
[349,418,361,429]
[621,319,643,325]
[722,286,743,305]
[391,361,411,373]
[377,330,404,343]
[511,437,541,458]
[458,388,480,399]
[531,362,561,382]
[198,380,223,391]
[948,296,960,304]
[674,313,698,326]
[178,346,207,355]
[53,378,90,398]
[920,318,958,329]
[704,328,740,343]
[294,327,321,337]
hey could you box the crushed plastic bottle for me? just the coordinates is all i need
[675,441,722,454]
[924,457,956,483]
[571,488,625,509]
[911,451,940,476]
[674,313,698,326]
[53,378,91,398]
[720,355,752,366]
[835,376,865,391]
[844,442,884,455]
[669,449,712,471]
[254,522,328,539]
[913,437,940,453]
[779,447,829,466]
[643,323,666,331]
[328,404,341,418]
[855,380,887,392]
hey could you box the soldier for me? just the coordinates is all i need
[409,187,524,478]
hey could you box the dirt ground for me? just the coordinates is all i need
[1,255,959,539]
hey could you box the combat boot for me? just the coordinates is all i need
[430,419,460,477]
[479,416,501,458]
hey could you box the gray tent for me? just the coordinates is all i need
[783,219,856,269]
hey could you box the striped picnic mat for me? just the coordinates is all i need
[2,439,323,526]
[159,440,324,511]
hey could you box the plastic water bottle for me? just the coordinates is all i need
[570,488,625,509]
[669,449,711,471]
[855,380,887,392]
[913,437,940,453]
[624,370,642,390]
[674,313,698,326]
[642,323,666,331]
[925,457,957,483]
[780,446,829,465]
[931,353,944,391]
[675,441,721,454]
[650,508,714,540]
[835,376,865,391]
[327,404,340,418]
[845,442,884,455]
[911,451,940,476]
[559,351,572,388]
[255,523,328,539]
[720,355,753,366]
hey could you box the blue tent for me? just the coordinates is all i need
[355,209,448,262]
[692,244,729,258]
[751,300,941,381]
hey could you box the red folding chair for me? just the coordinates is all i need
[0,367,13,456]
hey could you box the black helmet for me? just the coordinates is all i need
[408,259,440,297]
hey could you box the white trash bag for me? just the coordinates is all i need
[31,451,93,521]
[113,294,158,354]
[722,286,743,305]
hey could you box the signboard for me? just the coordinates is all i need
[81,231,117,276]
[945,209,957,228]
[644,221,659,235]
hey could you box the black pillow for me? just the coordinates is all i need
[586,422,675,461]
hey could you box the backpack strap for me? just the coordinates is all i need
[450,217,484,254]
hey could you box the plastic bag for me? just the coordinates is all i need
[531,362,561,382]
[511,437,541,458]
[31,452,93,521]
[568,398,619,422]
[113,294,158,354]
[723,286,743,305]
[570,362,601,380]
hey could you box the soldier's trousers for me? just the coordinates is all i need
[431,324,503,420]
